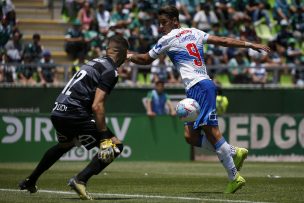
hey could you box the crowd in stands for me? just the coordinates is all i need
[0,0,57,85]
[0,0,303,86]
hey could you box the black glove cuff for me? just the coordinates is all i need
[100,127,115,139]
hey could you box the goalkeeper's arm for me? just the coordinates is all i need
[92,88,108,132]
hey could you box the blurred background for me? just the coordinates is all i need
[0,0,303,163]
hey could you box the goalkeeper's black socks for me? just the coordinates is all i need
[28,144,73,184]
[77,143,123,184]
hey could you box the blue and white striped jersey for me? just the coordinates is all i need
[149,27,210,90]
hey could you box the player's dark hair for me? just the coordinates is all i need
[108,35,129,50]
[158,5,179,22]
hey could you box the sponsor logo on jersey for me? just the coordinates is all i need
[52,102,67,112]
[154,43,162,50]
[180,34,197,43]
[175,29,192,38]
[93,58,105,63]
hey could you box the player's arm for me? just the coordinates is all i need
[127,52,155,65]
[166,99,176,116]
[92,88,108,132]
[145,92,156,116]
[206,35,271,53]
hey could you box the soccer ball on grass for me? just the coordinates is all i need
[175,98,200,122]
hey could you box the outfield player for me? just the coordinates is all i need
[19,35,129,200]
[127,5,271,193]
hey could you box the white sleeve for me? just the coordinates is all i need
[148,36,171,59]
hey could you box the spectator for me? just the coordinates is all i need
[151,54,176,83]
[61,0,78,22]
[214,0,233,26]
[192,3,219,32]
[230,0,251,24]
[118,61,133,85]
[109,2,131,37]
[275,19,293,48]
[273,0,291,23]
[96,2,111,36]
[285,38,302,65]
[64,19,87,59]
[70,52,87,77]
[209,22,229,37]
[0,48,14,83]
[83,22,104,58]
[246,0,271,27]
[228,50,251,83]
[284,38,303,84]
[138,12,158,52]
[16,53,37,85]
[240,18,260,42]
[290,0,304,41]
[145,80,176,116]
[0,0,15,22]
[176,0,198,26]
[5,30,23,63]
[77,0,95,31]
[207,44,228,65]
[38,50,57,86]
[176,0,199,18]
[0,17,12,49]
[265,40,282,65]
[248,49,268,84]
[23,33,43,63]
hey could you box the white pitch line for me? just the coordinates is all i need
[0,188,269,203]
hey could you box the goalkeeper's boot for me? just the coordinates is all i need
[19,178,38,193]
[68,176,93,200]
[233,147,248,171]
[224,173,246,194]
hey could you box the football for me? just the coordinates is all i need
[175,98,200,122]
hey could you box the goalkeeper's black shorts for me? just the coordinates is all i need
[51,115,114,150]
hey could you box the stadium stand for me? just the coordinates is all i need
[0,0,303,87]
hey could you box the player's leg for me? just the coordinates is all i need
[68,124,123,200]
[184,124,248,170]
[184,124,215,151]
[19,141,74,193]
[75,136,123,184]
[202,125,245,193]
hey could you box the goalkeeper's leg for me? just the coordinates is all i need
[19,142,74,193]
[74,136,123,184]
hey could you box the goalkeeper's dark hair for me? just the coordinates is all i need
[159,5,179,22]
[108,35,129,50]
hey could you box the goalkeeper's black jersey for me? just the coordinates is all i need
[51,56,118,119]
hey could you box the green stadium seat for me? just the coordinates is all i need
[137,73,151,85]
[268,0,276,8]
[214,73,231,87]
[279,74,294,87]
[255,24,274,42]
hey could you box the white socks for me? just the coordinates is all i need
[214,137,237,181]
[200,133,237,157]
[200,134,215,152]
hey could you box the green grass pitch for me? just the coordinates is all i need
[0,161,304,203]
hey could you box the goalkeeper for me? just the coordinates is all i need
[19,35,129,200]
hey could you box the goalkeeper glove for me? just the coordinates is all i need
[98,139,120,163]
